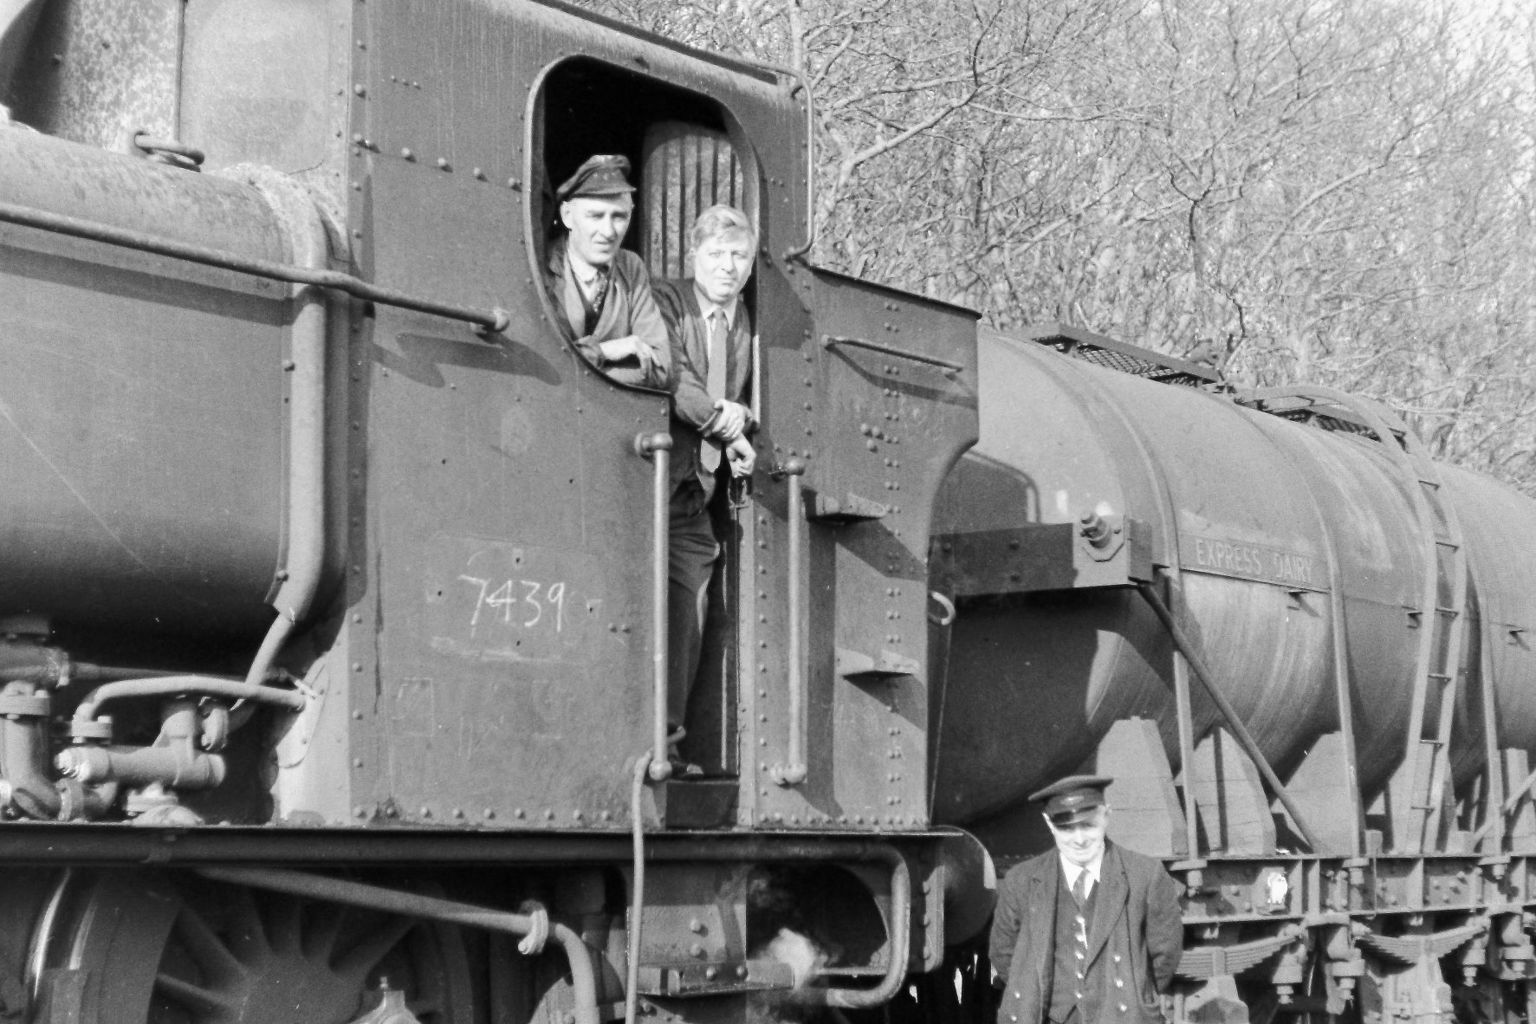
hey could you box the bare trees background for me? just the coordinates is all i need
[584,0,1536,490]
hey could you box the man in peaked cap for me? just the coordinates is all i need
[990,775,1183,1024]
[544,154,669,387]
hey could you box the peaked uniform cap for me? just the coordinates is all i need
[557,155,635,201]
[1029,774,1112,825]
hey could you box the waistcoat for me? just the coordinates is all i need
[1048,871,1097,1023]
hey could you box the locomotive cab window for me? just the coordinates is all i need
[532,58,761,778]
[531,58,756,388]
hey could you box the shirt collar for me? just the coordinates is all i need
[566,245,609,286]
[693,284,738,327]
[1059,852,1103,889]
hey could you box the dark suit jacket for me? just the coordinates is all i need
[544,245,670,389]
[653,278,754,507]
[990,842,1183,1024]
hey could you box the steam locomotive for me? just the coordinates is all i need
[0,1,1532,1023]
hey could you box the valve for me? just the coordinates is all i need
[350,978,422,1024]
[1079,510,1113,548]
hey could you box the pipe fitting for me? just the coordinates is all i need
[54,700,226,790]
[55,744,226,790]
[1079,510,1113,548]
[0,681,60,819]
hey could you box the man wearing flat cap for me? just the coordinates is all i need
[990,775,1183,1024]
[544,154,670,387]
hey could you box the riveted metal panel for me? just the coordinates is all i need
[342,0,807,827]
[747,265,977,831]
[180,0,346,194]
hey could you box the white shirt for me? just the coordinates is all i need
[1060,852,1103,901]
[693,285,740,329]
[567,248,609,301]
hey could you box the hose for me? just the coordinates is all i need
[625,752,653,1024]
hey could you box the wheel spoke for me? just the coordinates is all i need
[264,894,303,956]
[172,905,250,988]
[156,969,243,1017]
[223,885,269,962]
[303,901,349,964]
[48,874,477,1023]
[408,993,444,1019]
[332,916,417,979]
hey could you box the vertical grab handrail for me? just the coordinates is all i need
[772,459,808,786]
[636,433,674,783]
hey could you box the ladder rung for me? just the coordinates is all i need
[1419,479,1441,488]
[1428,672,1452,681]
[1433,607,1460,616]
[1434,538,1460,549]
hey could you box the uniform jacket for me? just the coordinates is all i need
[653,278,754,507]
[990,842,1183,1024]
[544,245,670,389]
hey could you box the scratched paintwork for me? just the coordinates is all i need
[7,0,179,147]
[340,0,810,827]
[0,130,292,639]
[929,327,1536,841]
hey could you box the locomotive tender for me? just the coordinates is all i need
[0,2,1534,1023]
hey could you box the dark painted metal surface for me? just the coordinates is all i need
[333,0,815,830]
[15,4,1536,1021]
[1445,465,1536,757]
[0,128,291,642]
[932,328,1536,859]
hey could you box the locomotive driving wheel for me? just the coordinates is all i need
[32,870,480,1024]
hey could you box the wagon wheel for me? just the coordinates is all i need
[1452,975,1532,1024]
[1244,983,1355,1024]
[33,870,480,1024]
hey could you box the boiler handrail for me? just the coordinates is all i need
[0,199,511,334]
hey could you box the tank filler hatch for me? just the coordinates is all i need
[1024,322,1221,389]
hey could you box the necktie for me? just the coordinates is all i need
[700,309,727,475]
[1072,870,1088,907]
[588,270,609,311]
[578,269,609,335]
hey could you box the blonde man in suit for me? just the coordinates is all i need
[653,205,758,775]
[543,154,670,387]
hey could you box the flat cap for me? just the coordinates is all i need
[556,154,635,201]
[1029,774,1112,826]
